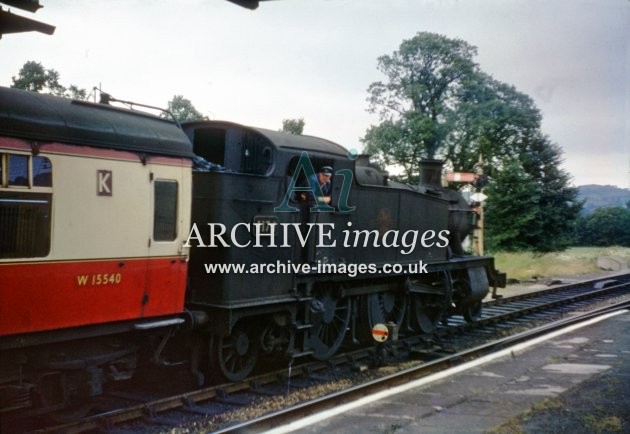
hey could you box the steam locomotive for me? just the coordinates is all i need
[0,86,504,418]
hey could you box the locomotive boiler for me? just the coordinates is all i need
[0,87,504,418]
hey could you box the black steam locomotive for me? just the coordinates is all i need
[182,119,505,381]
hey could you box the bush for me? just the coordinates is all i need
[574,206,630,247]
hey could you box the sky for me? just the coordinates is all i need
[1,0,628,188]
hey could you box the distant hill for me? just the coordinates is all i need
[578,184,630,214]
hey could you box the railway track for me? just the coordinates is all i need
[8,273,630,434]
[227,300,630,434]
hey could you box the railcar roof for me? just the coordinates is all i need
[184,120,348,157]
[0,86,194,159]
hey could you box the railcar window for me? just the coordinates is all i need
[153,180,178,241]
[0,153,53,258]
[0,192,52,258]
[33,156,53,187]
[8,154,28,186]
[0,154,52,188]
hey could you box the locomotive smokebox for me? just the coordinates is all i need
[419,159,444,187]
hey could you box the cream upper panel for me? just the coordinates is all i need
[0,143,191,263]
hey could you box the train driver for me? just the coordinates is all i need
[300,165,333,205]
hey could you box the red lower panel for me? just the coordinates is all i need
[0,257,187,336]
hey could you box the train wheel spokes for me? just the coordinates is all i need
[463,300,482,323]
[210,325,258,382]
[411,294,445,334]
[309,290,351,361]
[365,291,407,329]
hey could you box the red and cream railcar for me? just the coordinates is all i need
[0,87,193,414]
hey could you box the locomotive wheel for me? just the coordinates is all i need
[463,300,482,323]
[410,294,445,334]
[209,325,258,382]
[453,273,483,323]
[362,291,407,336]
[309,290,351,360]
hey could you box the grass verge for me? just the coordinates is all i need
[489,246,630,281]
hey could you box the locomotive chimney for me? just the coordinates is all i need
[419,159,444,188]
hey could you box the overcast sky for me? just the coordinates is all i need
[1,0,628,188]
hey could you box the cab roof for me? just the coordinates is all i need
[183,120,348,158]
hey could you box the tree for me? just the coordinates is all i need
[446,73,543,176]
[363,119,420,181]
[163,95,207,122]
[11,60,86,99]
[281,118,305,135]
[66,85,87,101]
[575,207,630,247]
[484,158,542,251]
[364,32,478,168]
[517,135,583,250]
[484,139,582,252]
[362,32,582,252]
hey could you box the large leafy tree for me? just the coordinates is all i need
[364,32,478,179]
[446,73,542,175]
[11,61,87,100]
[363,32,582,252]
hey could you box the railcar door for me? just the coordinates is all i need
[144,161,191,317]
